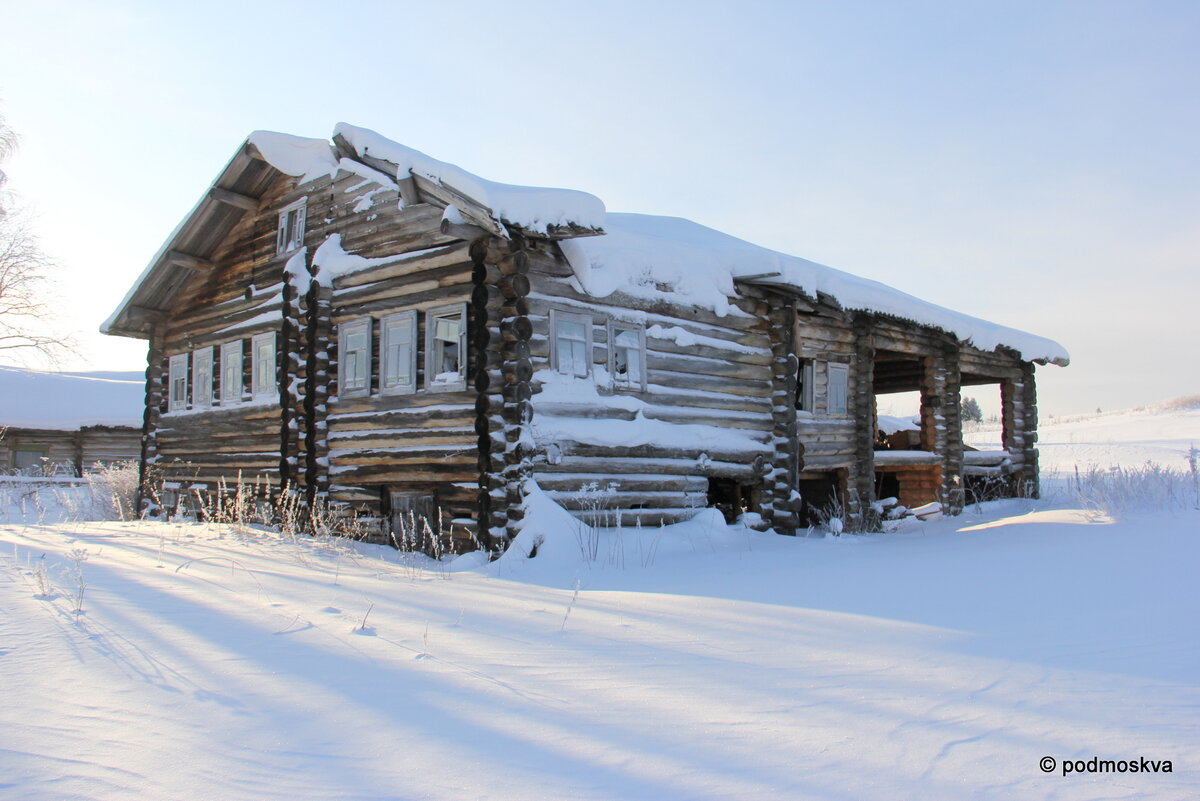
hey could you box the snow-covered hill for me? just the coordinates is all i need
[1,404,1197,800]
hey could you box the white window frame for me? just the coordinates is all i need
[607,320,646,392]
[425,303,468,390]
[168,353,189,413]
[338,318,373,398]
[550,308,593,379]
[380,311,418,395]
[220,340,243,404]
[797,360,815,413]
[251,333,276,399]
[192,346,213,409]
[827,362,849,416]
[276,198,307,255]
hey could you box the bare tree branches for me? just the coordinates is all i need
[0,113,74,363]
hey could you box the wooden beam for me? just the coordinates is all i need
[126,304,166,325]
[208,186,259,212]
[397,176,420,207]
[165,250,214,272]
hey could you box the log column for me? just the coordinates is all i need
[765,298,799,534]
[138,326,165,516]
[940,340,965,513]
[849,313,877,527]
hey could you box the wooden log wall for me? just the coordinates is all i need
[792,302,861,519]
[523,245,774,525]
[148,176,299,497]
[318,166,480,545]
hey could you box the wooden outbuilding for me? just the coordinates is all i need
[0,367,142,475]
[103,125,1068,547]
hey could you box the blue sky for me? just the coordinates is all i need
[1,0,1196,415]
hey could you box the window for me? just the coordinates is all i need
[13,447,48,472]
[251,333,276,398]
[339,319,372,397]
[608,321,645,391]
[192,347,213,409]
[168,353,188,412]
[276,198,307,254]
[426,304,467,389]
[827,363,849,415]
[220,340,243,403]
[381,311,417,394]
[796,360,814,412]
[551,309,592,378]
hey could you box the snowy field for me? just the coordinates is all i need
[1,405,1197,800]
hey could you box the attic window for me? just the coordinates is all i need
[276,198,307,254]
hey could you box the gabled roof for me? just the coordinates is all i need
[103,125,1068,365]
[102,138,283,339]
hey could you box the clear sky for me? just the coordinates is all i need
[1,0,1196,416]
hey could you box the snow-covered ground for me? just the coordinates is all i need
[2,405,1197,800]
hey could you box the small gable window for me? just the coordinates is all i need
[339,319,372,398]
[193,346,213,409]
[251,333,276,399]
[220,340,243,403]
[551,309,592,378]
[608,321,645,391]
[381,311,417,394]
[276,198,307,254]
[426,304,467,390]
[168,353,188,412]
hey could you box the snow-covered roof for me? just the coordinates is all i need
[106,124,1068,364]
[0,367,143,430]
[562,214,1070,365]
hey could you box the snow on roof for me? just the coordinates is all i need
[106,124,1068,364]
[0,367,144,430]
[332,124,607,235]
[562,214,1070,365]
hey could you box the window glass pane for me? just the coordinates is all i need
[559,320,585,341]
[435,316,460,341]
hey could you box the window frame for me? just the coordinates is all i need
[796,359,815,413]
[607,319,646,392]
[220,340,243,404]
[338,318,373,398]
[827,362,850,416]
[550,308,594,379]
[276,198,307,255]
[251,332,276,400]
[192,346,213,409]
[168,353,189,413]
[380,310,418,395]
[425,303,468,391]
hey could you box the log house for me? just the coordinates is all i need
[104,125,1068,547]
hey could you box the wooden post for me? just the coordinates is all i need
[138,326,164,516]
[850,313,876,527]
[940,340,965,513]
[765,297,799,534]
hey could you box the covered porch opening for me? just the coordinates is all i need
[960,370,1020,502]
